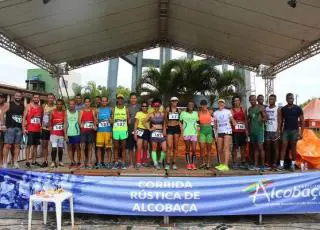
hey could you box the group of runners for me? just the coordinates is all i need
[0,91,304,172]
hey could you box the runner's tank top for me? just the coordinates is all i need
[97,107,112,132]
[232,107,246,133]
[51,109,65,136]
[67,110,80,136]
[266,106,278,132]
[248,106,264,134]
[168,107,180,121]
[81,109,94,133]
[213,109,232,134]
[199,110,211,125]
[42,104,56,130]
[26,105,42,132]
[151,112,164,125]
[113,106,127,132]
[5,101,24,128]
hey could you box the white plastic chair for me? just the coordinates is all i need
[28,191,74,230]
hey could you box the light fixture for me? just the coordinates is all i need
[287,0,297,8]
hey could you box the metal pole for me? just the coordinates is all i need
[259,214,263,224]
[163,216,169,225]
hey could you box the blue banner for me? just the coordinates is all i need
[1,169,320,216]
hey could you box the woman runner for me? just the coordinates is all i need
[144,99,166,170]
[180,101,199,170]
[134,102,150,168]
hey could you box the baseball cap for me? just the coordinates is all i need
[218,99,225,104]
[170,97,179,101]
[116,94,124,99]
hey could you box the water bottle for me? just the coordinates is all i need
[300,162,304,172]
[304,162,308,171]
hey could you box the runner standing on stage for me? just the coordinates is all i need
[277,93,304,172]
[198,99,214,169]
[75,94,84,111]
[214,99,236,172]
[3,92,24,169]
[64,99,81,168]
[127,93,140,168]
[247,95,267,171]
[79,97,97,168]
[49,99,65,167]
[231,96,248,169]
[23,94,43,168]
[180,101,199,170]
[40,93,56,167]
[165,97,181,170]
[0,94,7,167]
[144,99,166,170]
[111,94,130,170]
[134,102,150,168]
[96,96,112,169]
[265,94,281,170]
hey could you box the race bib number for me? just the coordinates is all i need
[99,120,110,128]
[136,129,144,137]
[53,124,63,131]
[168,113,179,120]
[151,130,163,138]
[235,123,246,130]
[84,121,94,129]
[31,117,40,124]
[12,115,22,123]
[42,113,49,126]
[218,123,228,127]
[114,119,126,128]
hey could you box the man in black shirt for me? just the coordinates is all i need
[3,92,25,169]
[277,93,304,172]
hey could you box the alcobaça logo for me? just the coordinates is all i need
[243,179,320,204]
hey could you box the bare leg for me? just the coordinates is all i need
[113,141,119,162]
[87,144,93,165]
[75,144,81,163]
[97,147,102,164]
[80,143,86,164]
[25,146,31,163]
[273,140,279,166]
[254,143,259,167]
[173,134,180,164]
[136,139,143,164]
[206,143,212,166]
[258,143,265,167]
[223,135,232,166]
[32,145,37,162]
[217,137,223,164]
[3,144,11,165]
[13,144,20,164]
[67,144,74,163]
[199,143,206,165]
[121,140,127,163]
[166,135,173,164]
[42,140,48,163]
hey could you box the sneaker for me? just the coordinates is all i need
[95,163,103,169]
[192,163,197,170]
[26,162,31,168]
[50,162,56,168]
[290,165,296,172]
[107,162,113,169]
[79,164,86,169]
[2,163,8,169]
[121,162,127,170]
[232,163,239,170]
[32,161,41,167]
[248,165,256,171]
[254,166,260,171]
[156,164,161,170]
[276,165,284,171]
[58,162,64,167]
[101,162,106,168]
[187,164,192,170]
[135,163,142,169]
[172,163,178,170]
[128,164,134,169]
[117,162,123,169]
[239,162,247,170]
[219,164,230,172]
[206,163,211,169]
[260,166,265,172]
[112,162,119,170]
[264,165,271,171]
[199,163,207,169]
[13,162,19,169]
[165,164,170,170]
[41,161,48,168]
[215,164,224,170]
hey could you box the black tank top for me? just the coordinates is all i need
[6,101,24,128]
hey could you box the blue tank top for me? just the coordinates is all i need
[97,107,112,132]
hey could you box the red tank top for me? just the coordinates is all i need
[26,105,42,132]
[51,109,65,136]
[232,107,246,133]
[81,110,94,132]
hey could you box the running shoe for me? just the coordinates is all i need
[112,162,119,170]
[165,164,170,170]
[199,163,207,169]
[276,165,284,171]
[290,165,296,172]
[26,162,31,169]
[101,162,106,168]
[32,161,42,167]
[58,162,64,167]
[156,164,161,170]
[135,163,142,169]
[95,163,103,169]
[215,164,223,170]
[247,165,256,171]
[192,163,197,170]
[41,161,48,168]
[172,163,178,170]
[13,163,19,169]
[219,164,230,172]
[260,166,265,172]
[121,162,127,170]
[79,164,86,169]
[128,164,134,169]
[206,163,211,169]
[239,162,247,170]
[187,164,192,170]
[232,163,239,170]
[69,162,75,169]
[2,163,7,169]
[264,164,271,171]
[50,162,56,168]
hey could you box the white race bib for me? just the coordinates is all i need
[30,117,40,124]
[136,129,144,137]
[235,123,246,130]
[168,113,179,120]
[99,120,110,128]
[12,115,22,123]
[114,119,126,128]
[53,124,64,131]
[84,121,94,129]
[151,130,163,138]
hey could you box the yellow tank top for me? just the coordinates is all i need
[113,106,127,131]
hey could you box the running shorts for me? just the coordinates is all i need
[96,132,112,148]
[41,129,50,141]
[50,135,64,148]
[113,130,128,141]
[150,129,166,143]
[167,125,181,135]
[250,131,264,143]
[282,130,299,142]
[183,135,197,142]
[26,132,41,146]
[232,132,247,147]
[68,136,81,145]
[4,127,22,144]
[199,125,214,144]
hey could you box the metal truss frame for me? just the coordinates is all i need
[0,31,58,74]
[264,39,320,76]
[263,76,275,102]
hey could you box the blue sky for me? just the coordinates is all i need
[0,47,319,105]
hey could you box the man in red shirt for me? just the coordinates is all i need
[22,94,43,168]
[49,99,65,168]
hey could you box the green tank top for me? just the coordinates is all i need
[248,106,264,134]
[67,110,80,136]
[113,106,128,132]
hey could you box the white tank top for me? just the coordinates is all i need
[213,109,233,134]
[266,106,278,132]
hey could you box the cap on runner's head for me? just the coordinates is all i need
[218,99,225,104]
[200,99,208,105]
[170,97,179,101]
[116,94,124,99]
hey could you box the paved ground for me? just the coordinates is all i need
[1,209,320,230]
